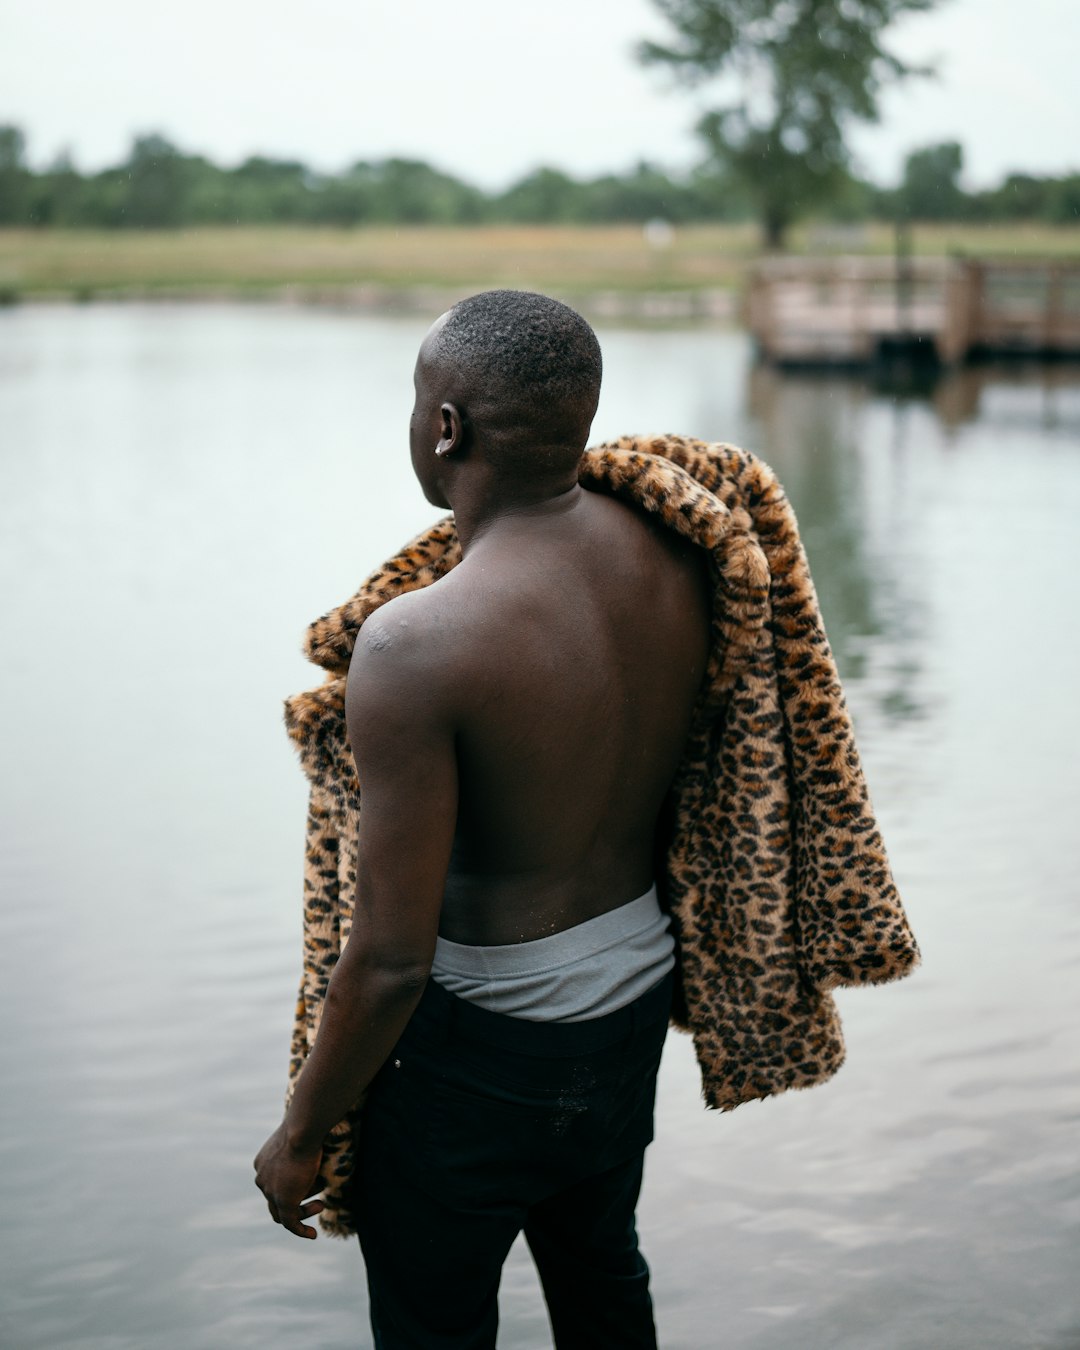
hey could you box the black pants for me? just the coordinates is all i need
[347,970,673,1349]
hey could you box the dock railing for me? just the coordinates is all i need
[748,256,1080,367]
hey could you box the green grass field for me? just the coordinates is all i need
[0,222,1076,306]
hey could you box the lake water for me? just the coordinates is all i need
[1,303,1078,1350]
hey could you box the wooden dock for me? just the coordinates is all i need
[746,257,1080,367]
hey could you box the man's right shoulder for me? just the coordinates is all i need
[347,581,477,716]
[355,574,470,658]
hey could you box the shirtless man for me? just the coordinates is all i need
[254,291,711,1348]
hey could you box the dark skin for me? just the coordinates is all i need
[253,311,711,1238]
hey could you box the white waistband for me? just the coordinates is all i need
[430,885,675,1022]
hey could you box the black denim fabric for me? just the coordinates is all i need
[347,970,673,1349]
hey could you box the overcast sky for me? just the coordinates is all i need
[1,0,1076,189]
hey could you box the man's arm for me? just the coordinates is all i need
[254,612,459,1238]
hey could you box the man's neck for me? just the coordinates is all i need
[453,479,584,555]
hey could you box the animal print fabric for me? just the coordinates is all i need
[281,436,920,1237]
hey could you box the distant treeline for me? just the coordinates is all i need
[1,127,1077,229]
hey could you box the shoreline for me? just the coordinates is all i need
[0,280,739,325]
[2,222,1075,319]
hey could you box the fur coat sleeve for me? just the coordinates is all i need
[280,435,920,1236]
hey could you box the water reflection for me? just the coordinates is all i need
[743,362,935,731]
[927,359,1080,433]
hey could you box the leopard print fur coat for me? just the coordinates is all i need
[281,434,920,1237]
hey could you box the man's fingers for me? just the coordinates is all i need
[252,1130,325,1236]
[279,1205,318,1240]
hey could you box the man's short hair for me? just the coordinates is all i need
[431,290,602,442]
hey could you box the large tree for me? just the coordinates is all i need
[638,0,940,247]
[0,125,30,224]
[900,140,965,220]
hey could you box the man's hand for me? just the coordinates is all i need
[253,1122,326,1240]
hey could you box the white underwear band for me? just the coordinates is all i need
[430,884,675,1023]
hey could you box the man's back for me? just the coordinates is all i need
[368,485,711,946]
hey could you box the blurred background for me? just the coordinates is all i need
[1,2,1078,1347]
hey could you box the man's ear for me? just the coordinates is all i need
[435,402,465,457]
